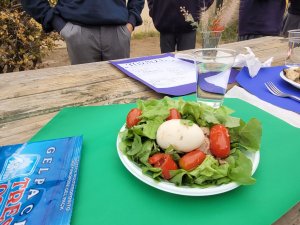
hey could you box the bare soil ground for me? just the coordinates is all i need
[41,36,162,68]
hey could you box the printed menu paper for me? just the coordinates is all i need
[110,54,196,96]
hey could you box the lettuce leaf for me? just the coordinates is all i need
[227,149,256,185]
[229,118,262,152]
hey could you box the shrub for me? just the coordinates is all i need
[0,0,59,73]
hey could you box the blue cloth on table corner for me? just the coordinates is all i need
[236,66,300,113]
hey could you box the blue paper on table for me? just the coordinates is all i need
[236,66,300,113]
[198,72,226,94]
[110,54,239,96]
[0,136,83,225]
[228,69,239,84]
[197,69,239,95]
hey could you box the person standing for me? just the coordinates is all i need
[20,0,145,65]
[147,0,214,53]
[238,0,286,41]
[282,0,300,37]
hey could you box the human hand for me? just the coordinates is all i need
[126,23,134,34]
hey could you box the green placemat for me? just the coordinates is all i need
[30,97,300,225]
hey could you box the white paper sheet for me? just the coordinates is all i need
[117,56,196,88]
[225,86,300,128]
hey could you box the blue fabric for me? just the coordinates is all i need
[147,0,213,33]
[236,66,300,113]
[51,15,66,32]
[239,0,285,36]
[20,0,144,32]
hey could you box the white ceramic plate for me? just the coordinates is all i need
[280,71,300,89]
[117,125,260,196]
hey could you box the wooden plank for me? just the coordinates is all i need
[225,38,288,68]
[0,90,162,146]
[273,202,300,225]
[0,112,57,146]
[0,63,127,100]
[0,77,163,123]
[222,36,288,65]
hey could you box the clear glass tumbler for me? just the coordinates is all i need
[199,30,223,49]
[194,48,237,108]
[285,29,300,67]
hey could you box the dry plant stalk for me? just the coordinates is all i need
[180,6,198,29]
[217,0,239,29]
[181,0,239,32]
[199,5,214,32]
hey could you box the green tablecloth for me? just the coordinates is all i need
[31,97,300,225]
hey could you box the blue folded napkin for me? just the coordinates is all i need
[236,66,300,113]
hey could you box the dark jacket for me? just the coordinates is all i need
[20,0,144,33]
[147,0,213,33]
[289,0,300,15]
[239,0,286,36]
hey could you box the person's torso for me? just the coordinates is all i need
[150,0,201,33]
[55,0,128,26]
[239,0,286,36]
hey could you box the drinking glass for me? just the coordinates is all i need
[194,48,237,108]
[285,29,300,67]
[199,30,223,49]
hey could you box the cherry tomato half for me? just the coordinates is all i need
[179,149,206,171]
[148,153,165,165]
[166,108,181,120]
[148,153,178,180]
[209,124,230,158]
[126,108,142,128]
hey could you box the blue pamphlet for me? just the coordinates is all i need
[0,136,83,225]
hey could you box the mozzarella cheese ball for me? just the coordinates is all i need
[156,119,205,152]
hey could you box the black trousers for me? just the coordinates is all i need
[159,31,196,53]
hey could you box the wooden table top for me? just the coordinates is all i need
[0,36,299,225]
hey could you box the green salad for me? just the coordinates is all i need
[119,97,262,187]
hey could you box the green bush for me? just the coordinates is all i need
[0,0,59,73]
